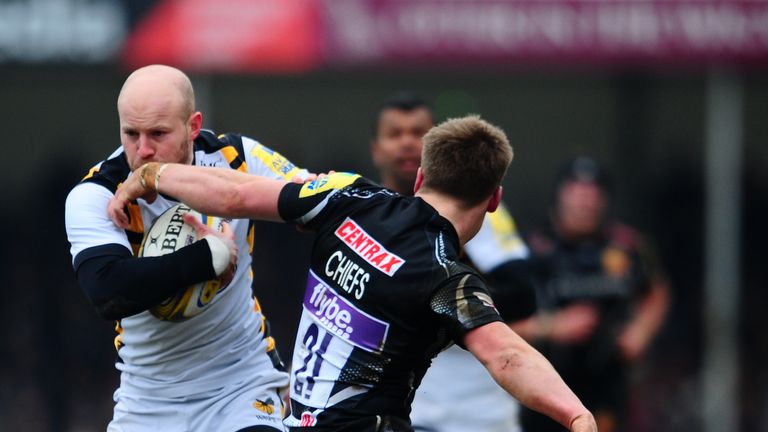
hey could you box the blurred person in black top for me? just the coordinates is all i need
[370,93,534,432]
[513,156,670,432]
[109,116,597,432]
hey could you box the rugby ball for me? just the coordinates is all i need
[139,203,227,322]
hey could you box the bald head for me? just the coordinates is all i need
[118,65,195,121]
[117,65,202,170]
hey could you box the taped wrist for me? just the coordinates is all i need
[139,162,163,191]
[203,235,231,275]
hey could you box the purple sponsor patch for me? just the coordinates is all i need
[304,270,389,352]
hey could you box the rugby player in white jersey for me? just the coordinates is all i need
[107,115,597,432]
[65,65,306,432]
[370,94,535,432]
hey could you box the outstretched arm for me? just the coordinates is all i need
[617,277,670,361]
[109,162,288,227]
[464,321,597,432]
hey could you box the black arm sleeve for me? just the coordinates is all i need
[429,272,503,349]
[74,242,217,320]
[485,260,537,322]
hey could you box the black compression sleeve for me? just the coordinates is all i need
[430,272,503,348]
[74,242,217,320]
[485,260,537,322]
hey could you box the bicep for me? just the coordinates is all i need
[464,321,522,366]
[66,182,132,265]
[429,272,504,348]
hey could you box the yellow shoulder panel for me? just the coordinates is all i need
[299,172,361,198]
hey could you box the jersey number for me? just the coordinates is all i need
[293,323,332,399]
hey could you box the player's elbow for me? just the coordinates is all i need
[466,322,532,368]
[93,301,128,321]
[76,258,143,320]
[87,290,140,320]
[482,343,532,374]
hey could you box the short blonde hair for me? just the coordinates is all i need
[421,115,513,206]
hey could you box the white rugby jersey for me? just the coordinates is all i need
[464,204,530,273]
[411,202,529,432]
[65,130,302,398]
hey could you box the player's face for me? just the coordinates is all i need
[555,180,607,237]
[371,108,433,191]
[119,101,197,171]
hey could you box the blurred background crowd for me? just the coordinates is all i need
[0,0,766,431]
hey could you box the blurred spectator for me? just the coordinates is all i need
[513,156,670,432]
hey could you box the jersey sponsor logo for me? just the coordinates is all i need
[300,412,317,427]
[305,270,389,353]
[252,144,301,179]
[299,172,360,198]
[253,397,276,415]
[325,250,369,299]
[334,218,405,276]
[195,152,227,168]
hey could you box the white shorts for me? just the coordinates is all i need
[108,379,287,432]
[411,346,521,432]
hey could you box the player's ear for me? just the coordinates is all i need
[413,167,424,194]
[188,111,203,140]
[486,186,502,213]
[370,138,382,168]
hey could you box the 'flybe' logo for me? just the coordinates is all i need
[304,270,389,352]
[334,218,405,276]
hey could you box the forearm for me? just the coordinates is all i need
[492,338,587,427]
[624,280,670,342]
[138,162,283,220]
[75,242,216,320]
[466,322,592,429]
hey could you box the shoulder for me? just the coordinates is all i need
[192,130,250,171]
[296,172,368,198]
[200,130,305,180]
[278,173,382,226]
[79,149,130,194]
